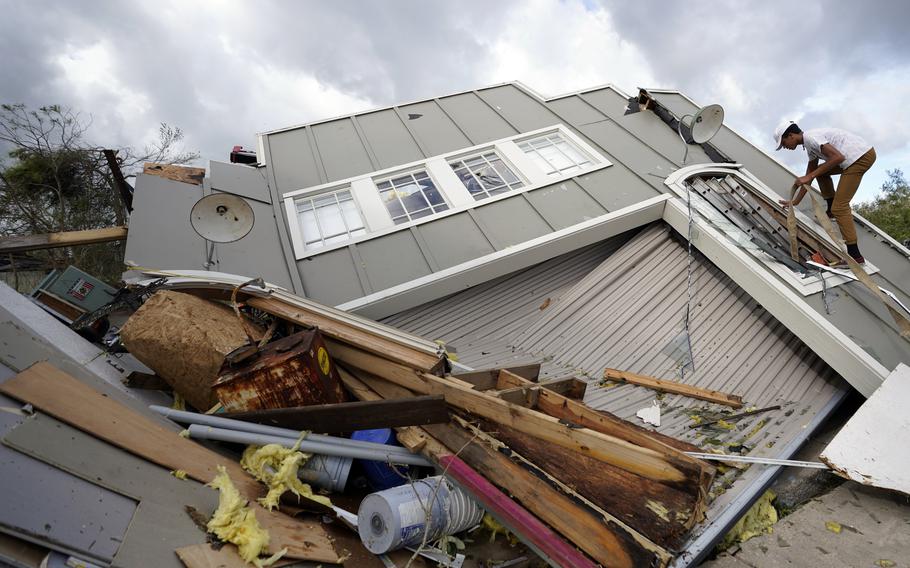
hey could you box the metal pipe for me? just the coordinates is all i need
[187,424,433,467]
[151,405,417,458]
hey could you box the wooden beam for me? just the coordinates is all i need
[143,162,205,185]
[246,296,441,372]
[603,368,744,409]
[326,339,702,486]
[338,368,670,568]
[0,226,128,254]
[452,364,541,390]
[223,395,449,433]
[0,363,341,563]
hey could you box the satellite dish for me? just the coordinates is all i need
[190,193,255,243]
[677,103,725,164]
[689,104,724,143]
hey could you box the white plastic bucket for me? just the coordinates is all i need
[298,453,353,492]
[357,475,484,554]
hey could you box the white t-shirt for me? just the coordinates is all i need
[802,128,873,169]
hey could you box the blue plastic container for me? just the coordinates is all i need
[352,428,410,490]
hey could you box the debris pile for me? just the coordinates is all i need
[0,274,726,567]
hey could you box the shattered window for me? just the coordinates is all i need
[295,189,366,250]
[517,133,592,177]
[376,170,448,224]
[448,151,524,201]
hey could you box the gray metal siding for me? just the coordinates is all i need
[524,179,608,229]
[124,174,206,271]
[311,118,375,182]
[436,93,517,143]
[573,167,662,212]
[471,196,553,247]
[356,109,426,168]
[208,191,295,290]
[546,96,606,126]
[415,213,496,269]
[580,88,714,166]
[477,85,562,132]
[267,128,323,192]
[297,247,365,306]
[576,120,674,192]
[397,100,473,156]
[208,162,271,204]
[356,231,433,291]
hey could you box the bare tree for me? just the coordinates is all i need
[0,103,199,282]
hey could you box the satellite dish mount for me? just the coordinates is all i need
[190,193,255,270]
[678,104,725,164]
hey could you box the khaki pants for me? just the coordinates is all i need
[816,148,876,244]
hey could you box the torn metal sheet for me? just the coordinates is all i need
[821,363,910,495]
[0,395,136,565]
[4,412,218,568]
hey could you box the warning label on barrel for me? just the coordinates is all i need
[317,346,331,375]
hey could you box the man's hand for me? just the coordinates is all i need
[779,199,794,208]
[795,175,812,187]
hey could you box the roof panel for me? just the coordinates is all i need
[436,93,517,143]
[355,109,426,168]
[398,100,473,156]
[311,119,375,182]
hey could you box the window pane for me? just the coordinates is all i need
[381,190,406,219]
[477,165,505,188]
[315,202,345,236]
[340,199,364,230]
[409,208,433,220]
[490,158,520,185]
[454,167,483,195]
[299,209,319,244]
[296,199,313,213]
[391,175,412,187]
[376,181,391,190]
[413,171,429,180]
[526,151,555,174]
[401,184,430,213]
[556,140,588,164]
[538,145,573,170]
[313,193,337,208]
[464,156,484,168]
[422,180,445,206]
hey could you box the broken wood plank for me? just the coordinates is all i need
[0,226,128,254]
[338,367,670,568]
[143,162,206,185]
[480,419,705,549]
[0,362,341,563]
[689,405,781,429]
[604,368,744,409]
[223,395,449,433]
[451,364,541,390]
[327,340,702,486]
[246,296,442,371]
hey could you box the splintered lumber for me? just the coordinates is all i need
[327,339,703,486]
[483,419,702,549]
[604,368,744,409]
[0,363,341,563]
[245,296,441,371]
[223,395,449,433]
[339,367,670,568]
[0,226,128,254]
[452,364,541,390]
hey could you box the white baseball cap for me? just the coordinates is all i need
[773,120,797,150]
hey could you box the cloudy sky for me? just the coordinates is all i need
[2,0,908,201]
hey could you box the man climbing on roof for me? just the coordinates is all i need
[773,121,876,264]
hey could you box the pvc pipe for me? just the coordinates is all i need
[187,424,433,467]
[151,405,417,458]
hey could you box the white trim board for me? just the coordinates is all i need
[338,195,670,320]
[821,363,910,494]
[662,197,889,397]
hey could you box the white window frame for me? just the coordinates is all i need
[374,168,450,224]
[515,131,595,178]
[283,124,611,259]
[664,164,879,296]
[286,186,369,254]
[447,149,526,201]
